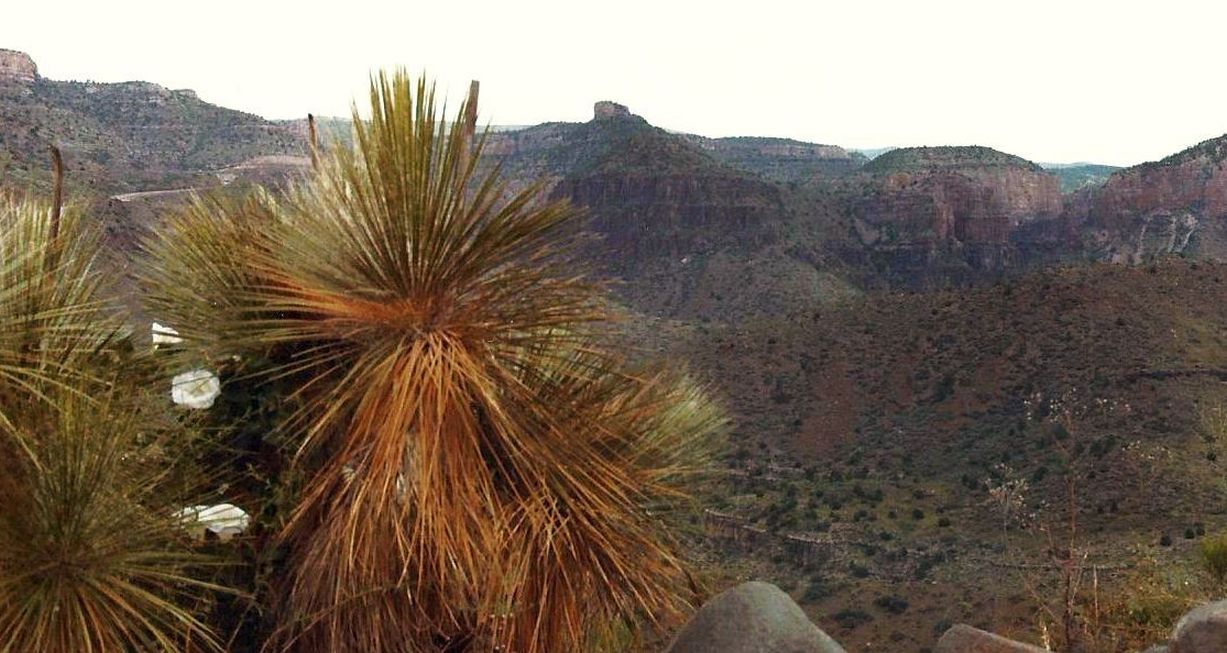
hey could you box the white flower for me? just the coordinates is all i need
[175,504,250,541]
[172,369,220,409]
[151,322,182,347]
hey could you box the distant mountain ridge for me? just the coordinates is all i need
[0,49,302,192]
[4,48,1227,306]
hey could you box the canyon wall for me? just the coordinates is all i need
[1077,136,1227,263]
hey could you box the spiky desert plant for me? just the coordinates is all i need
[141,71,724,652]
[0,190,229,652]
[0,192,114,429]
[0,389,228,653]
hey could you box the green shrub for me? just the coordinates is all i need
[832,608,874,629]
[802,580,830,603]
[1201,535,1227,584]
[874,594,910,614]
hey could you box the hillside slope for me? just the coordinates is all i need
[659,258,1227,651]
[0,49,300,192]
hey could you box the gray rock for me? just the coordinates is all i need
[934,624,1050,652]
[665,581,845,653]
[1141,645,1170,653]
[1171,600,1227,653]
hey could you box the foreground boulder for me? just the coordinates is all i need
[1170,600,1227,653]
[935,624,1050,652]
[666,581,845,653]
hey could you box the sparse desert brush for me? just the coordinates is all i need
[1075,558,1207,653]
[1200,535,1227,584]
[1197,397,1227,443]
[0,190,229,651]
[141,71,726,652]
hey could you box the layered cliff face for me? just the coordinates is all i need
[834,146,1066,286]
[681,135,866,183]
[555,172,782,262]
[1078,135,1227,263]
[856,146,1063,239]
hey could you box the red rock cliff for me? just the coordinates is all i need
[1078,135,1227,263]
[851,148,1062,248]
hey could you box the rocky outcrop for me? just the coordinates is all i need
[481,105,785,283]
[934,624,1050,652]
[1076,135,1227,263]
[665,582,845,653]
[1168,600,1227,653]
[0,49,37,83]
[665,591,1227,653]
[594,100,631,120]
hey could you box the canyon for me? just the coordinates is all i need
[8,48,1227,651]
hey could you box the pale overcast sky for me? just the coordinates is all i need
[4,0,1225,166]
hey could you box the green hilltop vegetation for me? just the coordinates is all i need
[1151,132,1227,169]
[1043,163,1122,192]
[863,145,1045,174]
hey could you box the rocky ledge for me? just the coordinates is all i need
[0,49,37,83]
[669,581,1227,653]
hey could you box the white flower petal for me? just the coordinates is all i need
[172,369,220,409]
[151,322,183,346]
[176,504,250,541]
